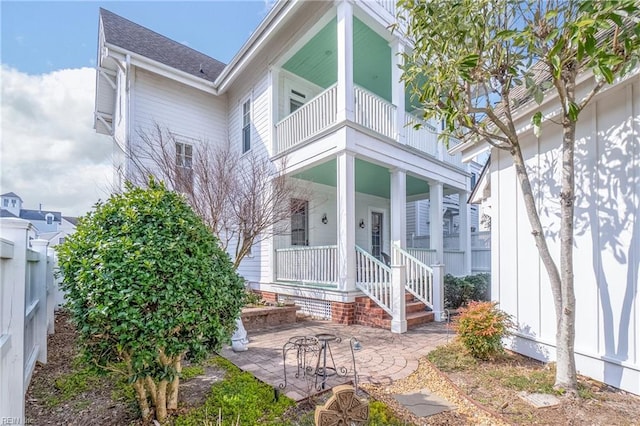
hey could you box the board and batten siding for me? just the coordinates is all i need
[492,74,639,395]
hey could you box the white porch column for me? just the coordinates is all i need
[390,38,405,144]
[337,151,356,291]
[390,168,407,253]
[429,181,444,263]
[336,0,354,122]
[390,168,407,333]
[458,190,472,275]
[270,66,280,154]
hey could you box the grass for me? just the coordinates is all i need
[40,366,103,408]
[174,356,295,426]
[427,340,477,371]
[181,365,205,381]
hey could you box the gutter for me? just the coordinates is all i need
[104,43,218,95]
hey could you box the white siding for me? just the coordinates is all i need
[130,68,227,159]
[493,75,640,395]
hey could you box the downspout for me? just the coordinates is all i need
[125,53,132,184]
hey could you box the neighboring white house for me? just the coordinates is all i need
[455,70,639,395]
[94,1,479,331]
[0,192,63,235]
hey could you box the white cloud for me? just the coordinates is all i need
[1,66,113,216]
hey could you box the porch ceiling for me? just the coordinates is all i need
[283,17,392,102]
[293,159,430,199]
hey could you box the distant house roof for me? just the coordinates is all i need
[0,209,18,218]
[468,157,491,204]
[100,8,226,83]
[63,216,79,226]
[1,192,22,201]
[20,209,62,222]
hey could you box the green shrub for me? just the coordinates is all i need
[56,180,245,422]
[444,273,490,309]
[454,301,513,360]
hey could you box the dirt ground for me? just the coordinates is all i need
[26,312,640,425]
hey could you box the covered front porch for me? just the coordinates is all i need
[269,155,472,332]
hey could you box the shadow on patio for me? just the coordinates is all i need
[220,317,451,401]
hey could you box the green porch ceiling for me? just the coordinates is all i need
[283,17,393,102]
[293,159,430,199]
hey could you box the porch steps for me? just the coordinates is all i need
[355,292,434,330]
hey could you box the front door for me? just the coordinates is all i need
[371,212,383,260]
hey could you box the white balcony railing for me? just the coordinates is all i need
[405,114,438,157]
[354,85,396,140]
[275,84,337,153]
[275,245,337,285]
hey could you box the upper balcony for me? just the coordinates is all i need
[272,3,464,170]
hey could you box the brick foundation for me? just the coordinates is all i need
[354,296,391,329]
[331,301,355,325]
[253,290,278,304]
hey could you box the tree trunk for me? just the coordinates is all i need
[167,357,181,410]
[556,117,578,393]
[155,379,169,422]
[132,378,151,420]
[509,144,564,323]
[145,376,158,407]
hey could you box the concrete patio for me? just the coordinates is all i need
[220,318,452,401]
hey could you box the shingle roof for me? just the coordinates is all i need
[63,216,79,226]
[20,209,62,222]
[1,192,22,201]
[0,209,18,218]
[100,8,226,83]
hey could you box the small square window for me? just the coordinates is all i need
[2,199,8,207]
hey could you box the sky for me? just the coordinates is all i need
[1,1,273,216]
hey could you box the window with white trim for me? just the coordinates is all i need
[2,199,7,207]
[175,141,194,192]
[46,214,53,225]
[291,199,308,246]
[242,99,251,153]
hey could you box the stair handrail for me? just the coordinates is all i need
[354,245,393,316]
[392,244,434,309]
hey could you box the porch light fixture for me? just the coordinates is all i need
[359,219,365,229]
[321,213,328,224]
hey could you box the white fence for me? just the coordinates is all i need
[1,218,57,422]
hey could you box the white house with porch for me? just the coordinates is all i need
[94,1,478,331]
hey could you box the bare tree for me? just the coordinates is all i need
[129,123,307,268]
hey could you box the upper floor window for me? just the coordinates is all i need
[46,214,53,225]
[11,199,16,207]
[175,141,194,192]
[2,199,7,207]
[289,89,306,114]
[242,99,251,153]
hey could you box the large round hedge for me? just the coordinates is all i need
[56,181,245,420]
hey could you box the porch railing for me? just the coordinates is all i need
[354,85,396,140]
[375,0,395,15]
[405,114,438,157]
[355,245,393,315]
[274,245,337,285]
[393,245,433,309]
[275,84,337,153]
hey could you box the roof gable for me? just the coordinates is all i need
[1,192,22,201]
[99,8,226,83]
[20,209,62,222]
